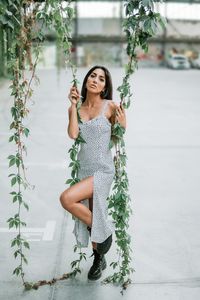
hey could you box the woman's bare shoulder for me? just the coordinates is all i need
[106,100,117,110]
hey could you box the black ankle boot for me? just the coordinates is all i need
[96,234,112,255]
[88,248,107,280]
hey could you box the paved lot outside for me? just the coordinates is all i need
[0,67,200,299]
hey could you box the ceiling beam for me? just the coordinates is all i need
[43,34,200,44]
[34,0,200,3]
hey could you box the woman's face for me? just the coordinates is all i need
[86,68,106,95]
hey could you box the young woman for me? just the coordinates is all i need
[60,65,126,280]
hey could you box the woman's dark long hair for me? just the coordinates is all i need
[81,65,113,102]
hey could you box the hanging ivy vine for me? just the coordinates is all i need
[102,0,166,293]
[2,0,166,293]
[4,0,43,288]
[3,0,78,290]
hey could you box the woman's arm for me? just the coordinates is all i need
[67,87,80,139]
[68,104,79,139]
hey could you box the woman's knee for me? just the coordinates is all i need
[59,190,72,211]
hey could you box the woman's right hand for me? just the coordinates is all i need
[68,86,81,105]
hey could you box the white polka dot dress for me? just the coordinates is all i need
[72,99,115,247]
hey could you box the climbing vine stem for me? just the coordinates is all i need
[103,0,166,293]
[6,1,44,286]
[3,0,78,290]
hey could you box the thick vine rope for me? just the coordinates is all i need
[3,0,166,293]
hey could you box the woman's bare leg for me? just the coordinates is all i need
[60,176,94,227]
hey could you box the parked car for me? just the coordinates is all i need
[189,54,200,69]
[167,54,190,69]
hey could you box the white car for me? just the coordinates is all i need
[167,54,190,69]
[190,55,200,69]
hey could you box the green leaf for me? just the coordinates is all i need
[24,241,30,249]
[71,261,77,268]
[65,179,73,184]
[16,175,22,184]
[23,202,29,211]
[8,155,15,160]
[11,176,17,186]
[141,0,152,7]
[15,158,20,167]
[14,250,20,259]
[73,245,78,252]
[36,11,44,20]
[66,7,74,19]
[7,217,13,222]
[9,220,14,229]
[5,9,13,16]
[109,139,114,150]
[76,134,86,144]
[10,106,18,118]
[10,191,17,196]
[13,195,18,203]
[8,173,16,177]
[71,170,76,178]
[9,135,14,142]
[18,194,22,203]
[14,220,19,229]
[76,268,81,274]
[23,128,30,137]
[70,150,77,161]
[9,158,16,167]
[21,221,26,227]
[108,202,114,209]
[11,239,16,247]
[23,257,28,264]
[13,266,21,275]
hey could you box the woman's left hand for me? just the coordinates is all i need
[115,104,126,129]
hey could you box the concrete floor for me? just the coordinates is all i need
[0,67,200,299]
